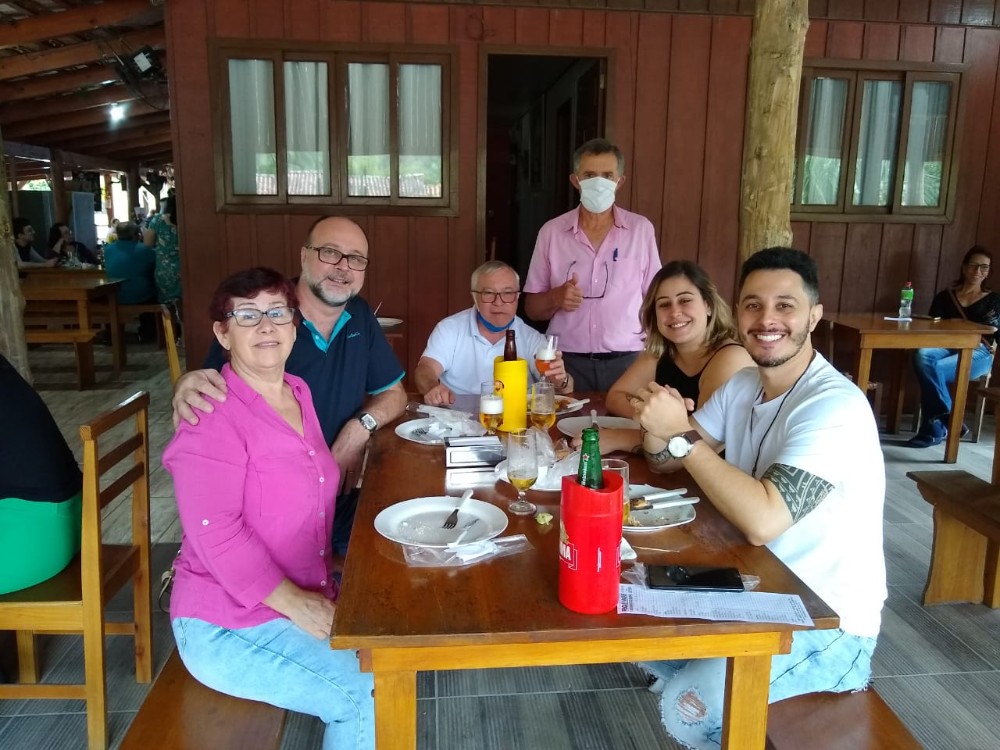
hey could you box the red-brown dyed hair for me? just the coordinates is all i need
[208,267,298,323]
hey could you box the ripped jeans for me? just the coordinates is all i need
[641,629,877,750]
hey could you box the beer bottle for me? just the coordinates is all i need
[503,329,518,361]
[577,426,604,489]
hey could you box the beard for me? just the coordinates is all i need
[744,325,810,368]
[303,267,358,308]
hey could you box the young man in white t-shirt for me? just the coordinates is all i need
[629,247,886,750]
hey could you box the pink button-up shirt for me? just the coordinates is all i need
[523,205,661,354]
[163,364,339,630]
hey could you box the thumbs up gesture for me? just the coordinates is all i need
[557,273,584,311]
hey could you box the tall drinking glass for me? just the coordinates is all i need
[479,382,504,435]
[534,334,558,376]
[506,429,538,516]
[530,381,556,431]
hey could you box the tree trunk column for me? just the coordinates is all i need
[739,0,809,264]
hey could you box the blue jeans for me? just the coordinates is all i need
[913,344,993,422]
[641,629,877,750]
[172,617,374,750]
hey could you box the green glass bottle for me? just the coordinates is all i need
[577,426,604,489]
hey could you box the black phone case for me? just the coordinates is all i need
[646,564,745,592]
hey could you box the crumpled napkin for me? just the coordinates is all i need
[417,404,486,438]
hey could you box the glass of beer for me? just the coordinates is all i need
[602,458,631,524]
[506,429,538,515]
[479,382,504,435]
[529,381,556,431]
[534,334,558,376]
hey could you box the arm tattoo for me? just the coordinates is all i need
[761,463,833,522]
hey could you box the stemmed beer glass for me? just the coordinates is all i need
[506,429,538,516]
[534,334,558,377]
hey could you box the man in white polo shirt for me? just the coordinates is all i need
[415,261,574,405]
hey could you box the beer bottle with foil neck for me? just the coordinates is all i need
[503,329,518,361]
[577,426,603,489]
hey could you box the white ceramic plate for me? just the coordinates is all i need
[396,417,482,445]
[623,502,697,533]
[494,460,563,492]
[556,415,640,438]
[374,496,509,548]
[555,397,587,416]
[377,317,403,328]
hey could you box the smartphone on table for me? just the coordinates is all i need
[646,564,745,592]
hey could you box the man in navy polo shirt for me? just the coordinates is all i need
[172,216,407,552]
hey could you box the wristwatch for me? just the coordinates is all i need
[357,412,378,433]
[666,430,702,459]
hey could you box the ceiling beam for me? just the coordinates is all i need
[3,140,129,172]
[90,130,173,154]
[27,111,171,145]
[100,139,173,159]
[0,66,120,103]
[0,83,141,125]
[0,27,165,81]
[3,100,163,139]
[0,0,156,48]
[54,123,172,151]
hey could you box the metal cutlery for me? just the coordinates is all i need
[629,488,689,510]
[442,489,474,529]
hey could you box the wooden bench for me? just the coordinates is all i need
[24,328,96,388]
[767,689,920,749]
[121,651,287,750]
[907,470,1000,607]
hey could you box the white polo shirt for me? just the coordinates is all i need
[421,307,548,395]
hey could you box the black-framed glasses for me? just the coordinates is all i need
[566,260,610,299]
[225,306,297,327]
[306,245,370,271]
[472,289,520,303]
[966,262,991,272]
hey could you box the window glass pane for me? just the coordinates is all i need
[800,77,848,205]
[284,61,330,196]
[853,79,902,206]
[228,59,276,195]
[347,62,390,197]
[398,64,442,198]
[902,81,951,208]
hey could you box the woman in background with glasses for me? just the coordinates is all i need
[163,267,374,750]
[909,246,1000,448]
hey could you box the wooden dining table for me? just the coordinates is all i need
[821,313,996,463]
[332,395,839,749]
[20,276,125,376]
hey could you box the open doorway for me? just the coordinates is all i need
[482,53,606,288]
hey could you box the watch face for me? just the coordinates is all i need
[667,435,691,459]
[359,413,377,432]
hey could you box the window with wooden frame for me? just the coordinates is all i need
[215,43,454,214]
[792,61,961,221]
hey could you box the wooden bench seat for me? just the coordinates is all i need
[121,651,287,750]
[767,689,920,749]
[907,469,1000,607]
[24,328,96,388]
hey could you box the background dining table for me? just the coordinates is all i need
[331,394,838,750]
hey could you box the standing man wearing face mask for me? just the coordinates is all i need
[523,138,661,392]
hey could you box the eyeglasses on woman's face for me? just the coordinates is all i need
[965,262,991,273]
[306,245,370,271]
[225,306,297,327]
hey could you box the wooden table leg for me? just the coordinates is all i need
[993,403,1000,486]
[856,348,873,400]
[945,349,974,463]
[721,654,771,749]
[373,669,416,749]
[107,297,124,375]
[888,350,906,434]
[74,298,97,388]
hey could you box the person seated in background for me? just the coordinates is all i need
[0,353,82,595]
[11,217,56,268]
[103,222,159,341]
[592,260,753,454]
[47,222,99,267]
[163,267,374,748]
[415,260,574,405]
[909,246,1000,448]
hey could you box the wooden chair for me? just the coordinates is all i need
[160,304,181,385]
[0,391,153,750]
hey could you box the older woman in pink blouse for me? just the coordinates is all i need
[163,267,372,750]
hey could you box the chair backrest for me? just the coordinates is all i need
[160,305,181,386]
[79,391,151,599]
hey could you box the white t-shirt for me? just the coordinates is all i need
[421,308,549,396]
[695,353,886,638]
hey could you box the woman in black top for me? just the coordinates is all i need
[909,246,1000,448]
[599,261,753,454]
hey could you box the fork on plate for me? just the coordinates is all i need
[442,489,474,528]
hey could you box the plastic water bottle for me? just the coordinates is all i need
[899,282,914,319]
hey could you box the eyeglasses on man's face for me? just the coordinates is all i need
[966,262,991,272]
[472,289,520,304]
[226,306,297,327]
[306,245,370,271]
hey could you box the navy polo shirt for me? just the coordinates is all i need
[204,295,405,446]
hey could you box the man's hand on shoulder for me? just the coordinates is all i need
[423,383,455,406]
[171,369,228,428]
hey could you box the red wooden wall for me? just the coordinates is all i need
[165,0,1000,377]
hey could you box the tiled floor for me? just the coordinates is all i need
[2,342,1000,749]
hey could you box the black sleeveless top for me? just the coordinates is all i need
[654,343,743,406]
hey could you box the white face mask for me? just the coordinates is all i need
[578,176,619,214]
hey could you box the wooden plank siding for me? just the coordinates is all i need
[167,1,1000,383]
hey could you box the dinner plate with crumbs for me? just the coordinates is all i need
[623,503,696,533]
[377,317,403,328]
[556,415,639,438]
[374,496,508,548]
